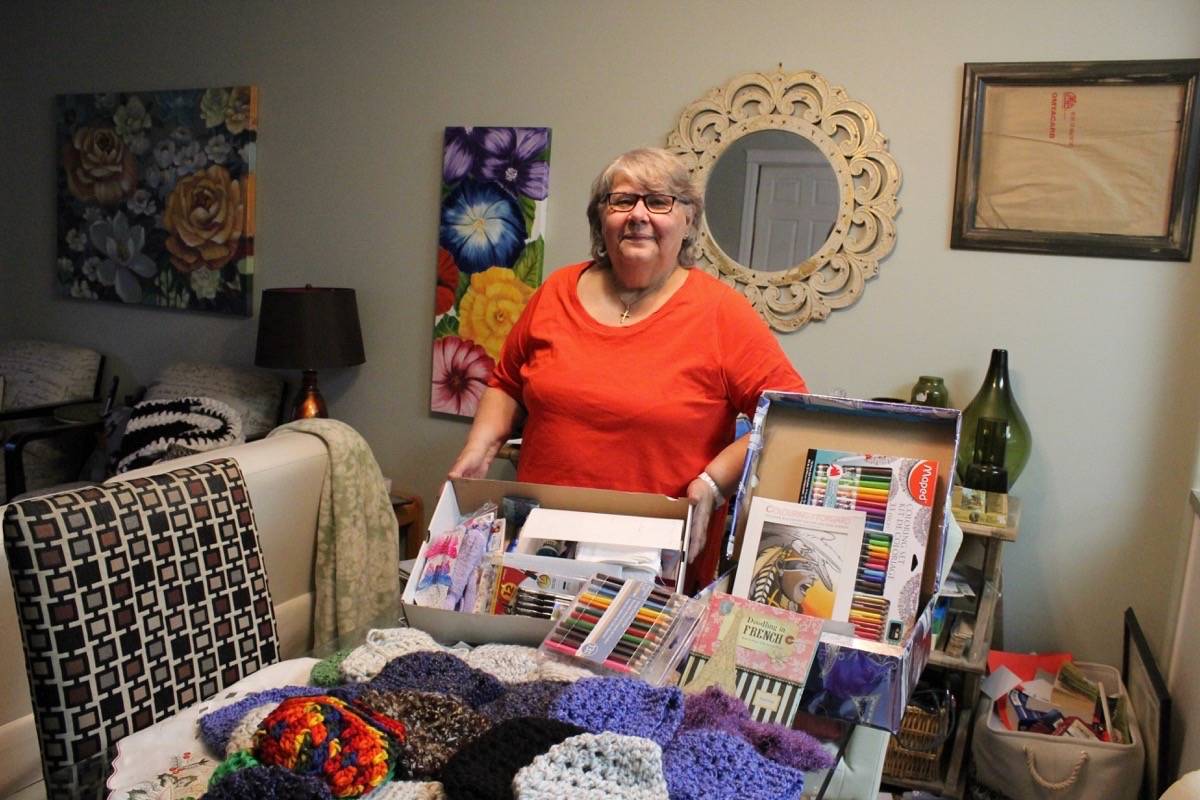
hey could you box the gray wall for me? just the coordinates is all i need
[2,0,1200,670]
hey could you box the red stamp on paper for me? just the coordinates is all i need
[1064,91,1077,109]
[1048,91,1058,139]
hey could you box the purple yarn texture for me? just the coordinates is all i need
[205,764,332,799]
[366,651,506,707]
[663,728,806,800]
[680,686,834,772]
[477,679,570,723]
[549,676,684,746]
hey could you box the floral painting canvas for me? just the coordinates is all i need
[55,86,257,315]
[431,126,550,417]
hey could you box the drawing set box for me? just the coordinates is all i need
[402,477,693,646]
[728,392,960,733]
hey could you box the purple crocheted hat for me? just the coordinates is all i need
[440,716,587,800]
[366,651,506,708]
[205,763,332,799]
[477,679,570,723]
[549,677,684,747]
[680,686,834,772]
[663,728,806,800]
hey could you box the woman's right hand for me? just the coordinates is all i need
[448,444,495,479]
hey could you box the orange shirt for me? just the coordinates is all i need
[492,262,807,583]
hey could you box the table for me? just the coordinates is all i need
[38,604,855,799]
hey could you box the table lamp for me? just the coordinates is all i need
[255,286,365,419]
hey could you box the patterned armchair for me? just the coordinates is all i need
[0,340,105,502]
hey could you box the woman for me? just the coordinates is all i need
[449,147,807,590]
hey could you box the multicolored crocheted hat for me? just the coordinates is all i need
[662,728,806,800]
[198,685,330,753]
[549,677,684,746]
[512,731,670,800]
[355,688,493,779]
[440,716,587,800]
[680,686,834,772]
[365,651,506,708]
[253,695,407,798]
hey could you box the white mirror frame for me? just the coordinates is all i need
[667,68,901,332]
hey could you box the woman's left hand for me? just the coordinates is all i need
[685,475,721,564]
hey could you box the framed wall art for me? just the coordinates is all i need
[951,60,1200,260]
[430,126,550,417]
[55,86,257,315]
[1124,606,1172,799]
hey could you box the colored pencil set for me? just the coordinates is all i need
[848,531,895,641]
[807,463,894,532]
[539,573,705,685]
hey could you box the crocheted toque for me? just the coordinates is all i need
[198,685,330,753]
[550,677,684,746]
[341,628,447,683]
[312,648,354,686]
[366,651,506,708]
[537,657,598,682]
[662,728,806,800]
[512,731,670,800]
[210,750,259,784]
[440,717,587,800]
[254,695,407,798]
[465,644,542,683]
[366,780,448,799]
[356,688,493,779]
[206,763,333,799]
[477,680,570,723]
[680,686,834,772]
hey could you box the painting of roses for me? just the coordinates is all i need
[431,126,549,417]
[55,86,257,315]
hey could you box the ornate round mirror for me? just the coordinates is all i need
[667,68,901,331]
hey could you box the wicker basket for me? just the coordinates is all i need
[883,691,955,783]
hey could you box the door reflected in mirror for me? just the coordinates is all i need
[705,130,840,272]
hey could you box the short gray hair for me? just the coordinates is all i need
[586,148,704,267]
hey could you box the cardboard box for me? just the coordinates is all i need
[728,392,960,733]
[402,477,692,646]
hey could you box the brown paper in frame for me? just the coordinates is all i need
[974,83,1185,236]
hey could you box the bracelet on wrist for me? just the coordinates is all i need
[698,471,726,508]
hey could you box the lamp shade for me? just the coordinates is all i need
[255,286,365,370]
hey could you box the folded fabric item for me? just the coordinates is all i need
[356,688,493,779]
[341,628,448,683]
[254,695,407,798]
[465,644,543,683]
[440,717,587,800]
[205,763,332,799]
[477,680,570,723]
[445,524,488,611]
[512,731,669,800]
[198,685,331,753]
[365,781,447,799]
[413,526,464,608]
[662,728,805,800]
[550,677,684,747]
[366,651,506,708]
[680,686,834,772]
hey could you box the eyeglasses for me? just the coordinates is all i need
[603,192,685,214]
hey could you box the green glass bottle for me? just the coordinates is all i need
[910,375,949,408]
[956,349,1032,487]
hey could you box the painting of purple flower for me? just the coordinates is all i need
[481,128,549,200]
[439,180,526,273]
[442,127,489,183]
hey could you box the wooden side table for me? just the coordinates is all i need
[389,489,424,560]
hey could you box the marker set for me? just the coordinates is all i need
[799,449,940,643]
[539,574,705,685]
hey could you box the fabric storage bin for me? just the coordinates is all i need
[971,662,1143,800]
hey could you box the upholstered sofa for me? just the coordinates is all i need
[0,431,327,796]
[0,430,893,799]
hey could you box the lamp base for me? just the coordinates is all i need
[291,369,328,420]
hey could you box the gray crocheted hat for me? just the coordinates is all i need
[513,732,670,800]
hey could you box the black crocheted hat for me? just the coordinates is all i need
[440,716,587,800]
